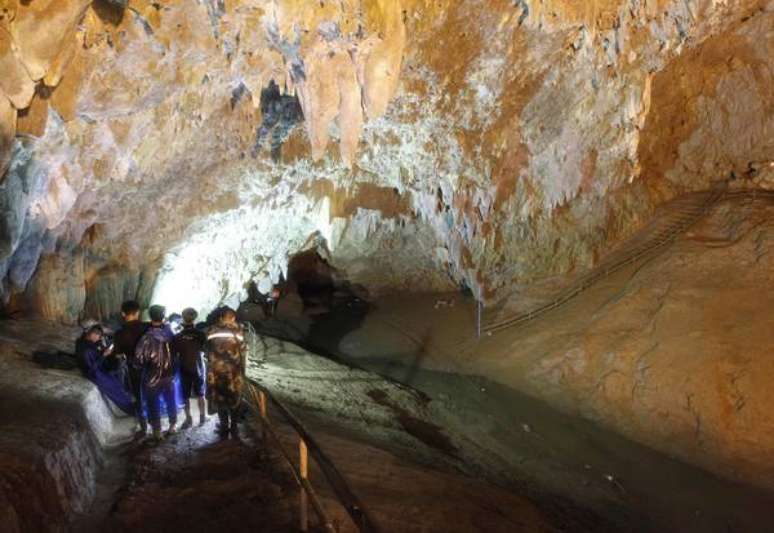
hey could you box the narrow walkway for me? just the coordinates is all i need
[485,186,728,334]
[344,188,749,362]
[80,410,300,532]
[381,187,771,361]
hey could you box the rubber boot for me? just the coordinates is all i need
[217,409,230,437]
[230,410,239,438]
[135,418,148,439]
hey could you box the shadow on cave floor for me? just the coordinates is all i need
[355,362,774,533]
[242,247,437,399]
[237,190,774,532]
[243,286,774,533]
[73,403,299,533]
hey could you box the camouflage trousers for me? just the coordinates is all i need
[206,361,244,410]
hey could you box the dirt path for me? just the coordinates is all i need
[78,413,300,533]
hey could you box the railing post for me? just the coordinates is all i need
[476,299,482,339]
[300,438,309,532]
[258,390,268,441]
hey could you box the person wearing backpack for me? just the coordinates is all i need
[134,305,178,442]
[173,307,208,429]
[114,300,150,437]
[206,307,247,437]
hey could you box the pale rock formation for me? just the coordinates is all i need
[356,0,407,120]
[294,27,365,165]
[9,0,92,82]
[0,25,35,109]
[0,0,768,338]
[26,250,86,323]
[265,0,406,166]
[0,95,14,177]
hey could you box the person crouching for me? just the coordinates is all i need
[206,308,247,437]
[174,307,208,429]
[75,324,135,416]
[134,305,178,442]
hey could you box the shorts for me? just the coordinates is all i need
[181,370,206,398]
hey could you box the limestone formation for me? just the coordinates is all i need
[9,0,92,82]
[0,25,35,109]
[0,95,15,178]
[0,0,771,492]
[25,251,86,323]
[0,0,766,313]
[473,196,774,491]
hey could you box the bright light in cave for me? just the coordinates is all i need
[151,197,335,315]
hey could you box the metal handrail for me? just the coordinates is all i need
[483,185,737,334]
[245,384,335,532]
[243,325,380,533]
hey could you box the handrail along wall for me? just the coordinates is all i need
[243,324,380,533]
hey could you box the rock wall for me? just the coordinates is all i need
[639,8,774,188]
[0,0,770,321]
[0,320,119,532]
[474,193,774,491]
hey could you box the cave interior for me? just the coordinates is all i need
[1,1,773,532]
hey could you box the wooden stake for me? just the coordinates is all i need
[300,438,309,532]
[477,299,482,339]
[259,390,268,441]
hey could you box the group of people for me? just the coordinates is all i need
[75,300,248,442]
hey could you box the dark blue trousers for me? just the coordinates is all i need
[145,381,178,431]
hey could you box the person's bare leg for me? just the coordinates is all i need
[181,399,193,429]
[198,397,207,425]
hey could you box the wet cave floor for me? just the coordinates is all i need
[245,288,774,533]
[244,191,774,533]
[6,283,773,533]
[69,365,563,533]
[72,410,299,533]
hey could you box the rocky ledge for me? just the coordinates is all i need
[0,320,123,532]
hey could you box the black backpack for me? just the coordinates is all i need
[32,350,79,371]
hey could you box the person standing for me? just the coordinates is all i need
[206,308,247,437]
[173,307,208,429]
[265,285,282,318]
[113,300,150,437]
[134,305,178,442]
